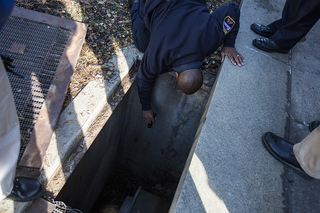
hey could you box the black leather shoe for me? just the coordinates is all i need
[250,23,273,37]
[309,121,320,132]
[7,177,44,202]
[253,38,290,53]
[262,132,314,180]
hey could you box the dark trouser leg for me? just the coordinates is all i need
[268,0,301,33]
[131,0,150,53]
[268,19,282,33]
[270,0,320,50]
[267,0,296,33]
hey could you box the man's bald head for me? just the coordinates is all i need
[176,68,203,94]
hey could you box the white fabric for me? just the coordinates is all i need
[0,60,20,200]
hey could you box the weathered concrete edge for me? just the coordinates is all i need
[169,64,224,213]
[0,45,143,213]
[169,0,290,211]
[42,45,143,185]
[168,0,244,209]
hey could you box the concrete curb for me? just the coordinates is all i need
[172,0,291,212]
[0,45,143,213]
[42,45,143,187]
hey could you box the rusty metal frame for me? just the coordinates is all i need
[11,7,87,169]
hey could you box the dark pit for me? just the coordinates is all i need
[56,64,216,213]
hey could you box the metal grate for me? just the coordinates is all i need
[0,16,71,163]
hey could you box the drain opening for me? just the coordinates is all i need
[91,170,172,213]
[56,63,216,213]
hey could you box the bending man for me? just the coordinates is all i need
[130,0,244,125]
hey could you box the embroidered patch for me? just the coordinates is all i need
[223,16,235,35]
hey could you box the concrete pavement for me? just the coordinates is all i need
[172,0,320,212]
[1,0,319,211]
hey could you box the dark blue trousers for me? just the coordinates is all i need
[268,0,320,50]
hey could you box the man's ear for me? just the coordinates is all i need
[175,72,179,81]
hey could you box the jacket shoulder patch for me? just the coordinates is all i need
[223,16,235,35]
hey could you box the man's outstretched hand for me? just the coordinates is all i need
[143,109,156,126]
[221,47,244,66]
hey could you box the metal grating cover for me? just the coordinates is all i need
[0,16,71,162]
[0,7,86,169]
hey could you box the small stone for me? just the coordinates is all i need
[203,77,210,85]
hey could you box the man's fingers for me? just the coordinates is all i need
[234,53,245,66]
[145,117,155,124]
[224,52,238,66]
[221,47,244,66]
[239,55,245,66]
[221,52,225,63]
[229,54,237,66]
[240,54,245,61]
[224,52,236,66]
[143,110,156,125]
[151,116,156,124]
[234,55,241,66]
[146,114,156,128]
[144,118,153,125]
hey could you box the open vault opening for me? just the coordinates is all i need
[56,66,214,212]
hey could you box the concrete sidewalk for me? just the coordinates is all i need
[172,0,320,212]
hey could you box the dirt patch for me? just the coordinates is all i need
[90,168,176,213]
[14,0,239,108]
[15,0,133,107]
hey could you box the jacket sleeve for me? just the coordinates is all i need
[222,2,240,47]
[223,16,239,47]
[136,58,158,111]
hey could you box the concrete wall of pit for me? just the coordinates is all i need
[56,73,211,212]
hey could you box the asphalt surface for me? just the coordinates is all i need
[172,0,320,212]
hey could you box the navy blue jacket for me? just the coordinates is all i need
[0,0,15,32]
[137,0,240,111]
